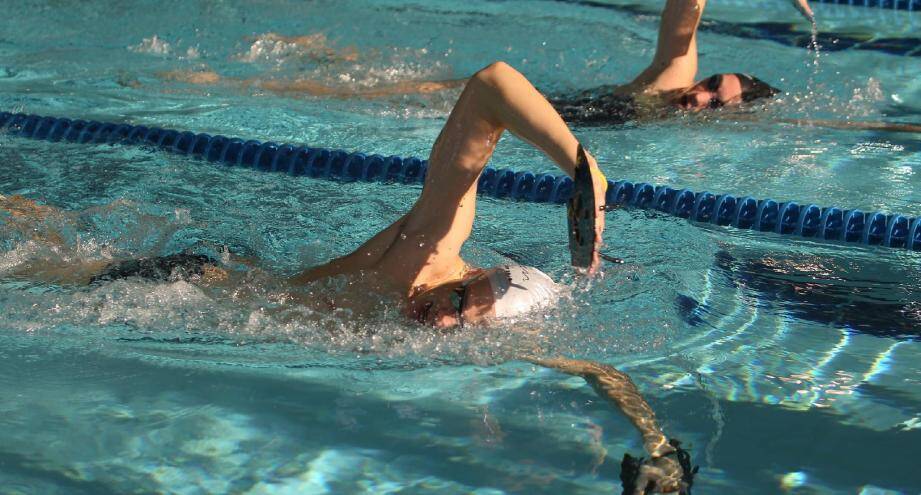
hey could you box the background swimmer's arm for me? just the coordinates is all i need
[161,70,467,99]
[791,0,815,22]
[7,259,111,286]
[257,78,468,99]
[618,0,706,96]
[0,195,71,247]
[726,113,921,134]
[776,117,921,134]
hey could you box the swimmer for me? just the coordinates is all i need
[284,64,699,492]
[166,0,811,125]
[4,61,697,492]
[286,61,609,327]
[0,194,234,287]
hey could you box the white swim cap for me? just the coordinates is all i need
[485,264,559,318]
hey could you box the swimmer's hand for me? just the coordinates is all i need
[567,145,608,276]
[589,162,608,275]
[791,0,814,22]
[629,455,684,494]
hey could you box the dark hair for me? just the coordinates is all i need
[735,73,781,102]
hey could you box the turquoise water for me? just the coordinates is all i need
[1,0,920,493]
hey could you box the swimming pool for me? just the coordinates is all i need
[1,0,920,493]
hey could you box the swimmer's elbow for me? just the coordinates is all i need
[472,61,519,87]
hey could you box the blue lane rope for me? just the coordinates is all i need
[812,0,919,11]
[2,111,919,251]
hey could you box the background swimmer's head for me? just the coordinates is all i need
[674,73,780,111]
[404,265,558,328]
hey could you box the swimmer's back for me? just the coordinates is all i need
[549,86,638,126]
[90,253,217,284]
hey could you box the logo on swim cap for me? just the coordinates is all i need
[486,265,559,318]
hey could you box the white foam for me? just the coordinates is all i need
[130,35,172,56]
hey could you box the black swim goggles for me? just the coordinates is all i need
[705,74,724,109]
[620,438,699,495]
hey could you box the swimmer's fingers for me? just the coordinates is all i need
[791,0,814,22]
[589,165,607,276]
[600,253,624,265]
[567,145,607,276]
[635,459,682,494]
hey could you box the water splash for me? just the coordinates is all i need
[808,21,821,71]
[801,20,822,119]
[130,35,172,56]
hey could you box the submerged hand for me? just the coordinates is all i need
[791,0,814,22]
[632,455,684,494]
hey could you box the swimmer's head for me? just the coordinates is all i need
[405,264,559,328]
[675,73,780,111]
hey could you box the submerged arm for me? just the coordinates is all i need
[528,356,685,493]
[528,356,673,456]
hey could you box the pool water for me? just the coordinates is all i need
[1,0,920,493]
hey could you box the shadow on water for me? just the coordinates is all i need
[677,249,921,340]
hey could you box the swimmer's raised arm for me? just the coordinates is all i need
[292,62,607,292]
[528,356,693,494]
[370,62,609,286]
[618,0,707,96]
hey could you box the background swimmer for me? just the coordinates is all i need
[164,0,809,125]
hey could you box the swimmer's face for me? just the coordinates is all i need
[676,73,745,111]
[405,272,497,328]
